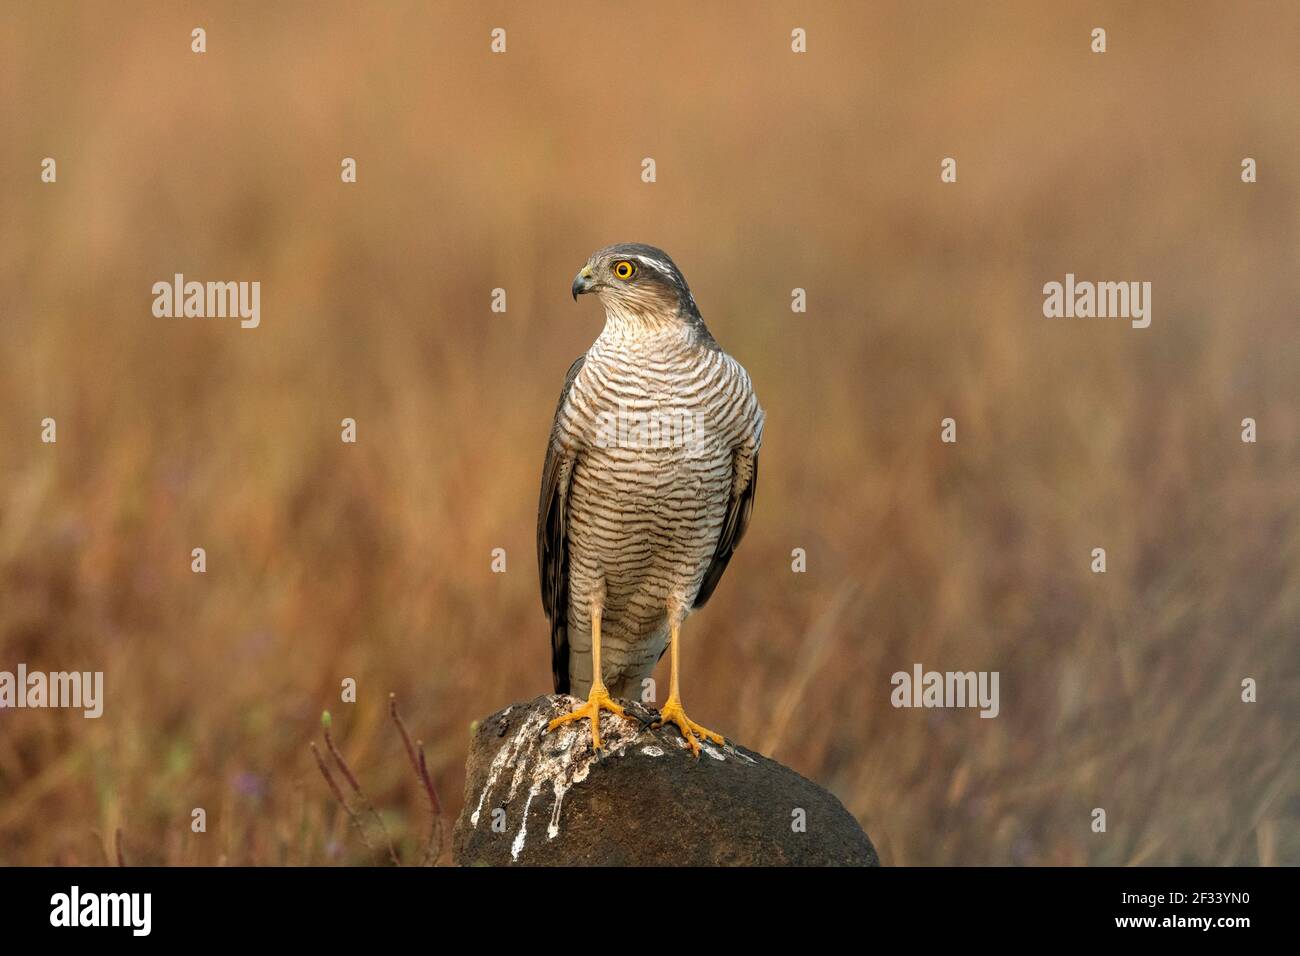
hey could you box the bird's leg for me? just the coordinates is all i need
[653,619,724,757]
[546,603,626,750]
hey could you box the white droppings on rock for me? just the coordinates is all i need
[547,778,566,839]
[725,743,757,764]
[700,742,726,761]
[640,745,665,757]
[470,695,646,859]
[470,710,534,827]
[511,783,540,861]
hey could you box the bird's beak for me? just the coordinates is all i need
[571,265,595,300]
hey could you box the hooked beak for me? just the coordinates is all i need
[571,265,596,300]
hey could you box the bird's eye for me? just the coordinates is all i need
[612,260,636,281]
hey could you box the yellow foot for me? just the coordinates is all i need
[546,687,627,751]
[653,698,724,757]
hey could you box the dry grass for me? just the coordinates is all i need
[0,1,1297,865]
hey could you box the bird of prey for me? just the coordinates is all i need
[538,243,764,756]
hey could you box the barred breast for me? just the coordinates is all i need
[557,321,763,698]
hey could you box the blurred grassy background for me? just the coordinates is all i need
[1,1,1297,865]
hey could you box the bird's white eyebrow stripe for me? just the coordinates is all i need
[632,255,674,276]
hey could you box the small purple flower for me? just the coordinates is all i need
[231,771,265,800]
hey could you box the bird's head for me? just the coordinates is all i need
[571,243,700,322]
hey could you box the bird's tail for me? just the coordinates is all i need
[551,620,570,695]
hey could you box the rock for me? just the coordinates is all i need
[452,694,879,866]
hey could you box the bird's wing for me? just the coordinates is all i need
[693,450,759,609]
[538,354,586,694]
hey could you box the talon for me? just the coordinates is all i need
[545,686,627,751]
[653,698,724,758]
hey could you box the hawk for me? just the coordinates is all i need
[538,243,764,755]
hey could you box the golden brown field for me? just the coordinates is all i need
[1,1,1297,866]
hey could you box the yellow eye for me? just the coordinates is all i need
[612,260,636,280]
